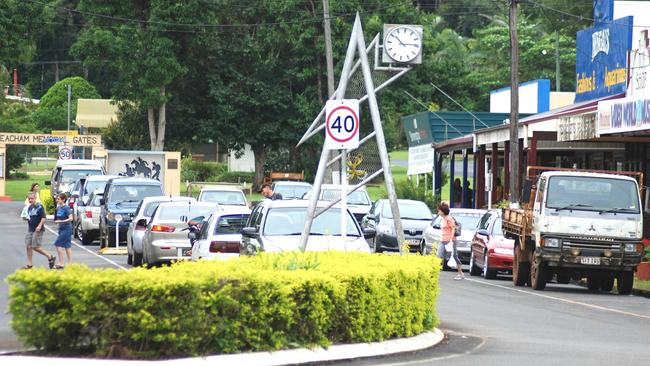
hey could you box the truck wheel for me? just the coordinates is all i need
[617,271,634,295]
[513,245,530,287]
[556,274,571,284]
[587,277,601,292]
[530,257,547,290]
[469,252,481,276]
[600,276,615,292]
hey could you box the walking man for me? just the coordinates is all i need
[23,192,56,269]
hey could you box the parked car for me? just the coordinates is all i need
[46,159,104,201]
[197,186,248,208]
[318,184,372,224]
[241,199,374,254]
[423,208,487,264]
[99,177,164,248]
[141,202,220,266]
[72,175,120,239]
[127,196,197,266]
[361,199,433,254]
[190,206,251,261]
[469,211,515,279]
[271,181,312,200]
[76,190,103,245]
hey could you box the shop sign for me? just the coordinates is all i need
[407,144,434,176]
[402,115,433,147]
[628,30,650,97]
[557,113,597,141]
[597,97,650,135]
[575,16,633,102]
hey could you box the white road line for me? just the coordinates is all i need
[44,225,128,271]
[462,276,650,321]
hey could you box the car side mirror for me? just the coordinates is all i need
[242,227,258,237]
[366,213,376,221]
[136,218,148,228]
[100,198,105,205]
[363,227,376,239]
[477,229,490,237]
[45,180,51,186]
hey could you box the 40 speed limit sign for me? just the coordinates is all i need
[325,99,359,150]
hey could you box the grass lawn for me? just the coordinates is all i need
[20,160,56,173]
[5,174,50,201]
[389,150,408,161]
[634,278,650,291]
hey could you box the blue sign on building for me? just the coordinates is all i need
[575,16,633,103]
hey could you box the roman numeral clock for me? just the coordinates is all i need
[382,24,423,65]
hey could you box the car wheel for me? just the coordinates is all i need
[419,239,426,255]
[373,237,383,254]
[80,229,95,246]
[513,244,530,287]
[73,222,80,239]
[127,252,133,265]
[483,252,497,279]
[469,252,481,276]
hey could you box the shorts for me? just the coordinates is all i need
[54,225,73,249]
[437,240,461,265]
[25,230,44,248]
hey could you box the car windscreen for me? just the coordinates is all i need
[108,185,163,203]
[382,202,432,220]
[274,185,311,199]
[321,189,370,205]
[263,207,359,236]
[545,176,640,213]
[214,214,250,234]
[200,191,247,205]
[83,180,108,198]
[158,205,216,222]
[61,169,102,184]
[492,218,504,237]
[453,213,483,231]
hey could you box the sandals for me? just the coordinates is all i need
[21,265,33,270]
[48,256,56,269]
[53,265,65,270]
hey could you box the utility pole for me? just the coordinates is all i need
[509,0,520,203]
[67,84,72,132]
[323,0,338,184]
[555,30,561,92]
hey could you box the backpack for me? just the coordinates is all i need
[451,216,461,237]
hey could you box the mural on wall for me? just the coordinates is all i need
[118,157,162,180]
[106,152,165,183]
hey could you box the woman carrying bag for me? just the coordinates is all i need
[436,202,465,280]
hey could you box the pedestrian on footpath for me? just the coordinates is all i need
[52,193,73,269]
[261,183,283,200]
[436,201,465,280]
[23,192,56,269]
[24,183,42,205]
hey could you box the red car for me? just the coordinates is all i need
[469,211,514,279]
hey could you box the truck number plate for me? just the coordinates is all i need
[580,257,600,265]
[177,248,192,257]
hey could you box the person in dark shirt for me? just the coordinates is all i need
[23,192,56,269]
[52,193,74,269]
[261,183,283,200]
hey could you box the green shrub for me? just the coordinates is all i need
[8,172,29,180]
[8,252,440,358]
[210,171,255,184]
[181,155,227,182]
[395,176,440,211]
[40,188,55,215]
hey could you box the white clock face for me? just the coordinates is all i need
[385,26,421,63]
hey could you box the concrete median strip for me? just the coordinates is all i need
[1,329,443,365]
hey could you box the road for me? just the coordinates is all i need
[1,201,649,365]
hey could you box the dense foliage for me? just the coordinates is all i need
[8,252,441,357]
[1,0,591,183]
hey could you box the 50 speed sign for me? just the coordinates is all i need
[325,99,359,150]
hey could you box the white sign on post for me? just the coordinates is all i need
[325,99,360,150]
[58,145,73,160]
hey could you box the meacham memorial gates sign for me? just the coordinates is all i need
[0,133,102,146]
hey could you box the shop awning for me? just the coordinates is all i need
[75,99,119,129]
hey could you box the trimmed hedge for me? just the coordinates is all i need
[8,252,440,358]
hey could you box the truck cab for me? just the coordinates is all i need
[503,168,645,294]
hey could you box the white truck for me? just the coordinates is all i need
[502,167,645,295]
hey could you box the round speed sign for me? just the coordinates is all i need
[325,99,360,150]
[58,146,73,160]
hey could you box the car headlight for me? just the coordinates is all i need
[107,212,115,221]
[624,243,637,252]
[544,237,559,248]
[114,214,123,221]
[494,248,513,255]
